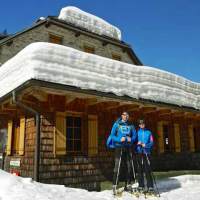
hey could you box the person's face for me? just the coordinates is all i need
[121,112,129,122]
[139,123,145,129]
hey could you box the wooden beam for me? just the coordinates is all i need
[184,112,198,119]
[123,104,141,112]
[31,90,48,102]
[65,96,76,105]
[1,103,17,111]
[171,110,186,117]
[157,108,172,116]
[142,106,158,114]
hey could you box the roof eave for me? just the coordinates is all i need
[0,79,199,114]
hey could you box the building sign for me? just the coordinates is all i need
[10,159,21,167]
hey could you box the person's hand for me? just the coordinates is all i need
[137,141,142,145]
[141,143,145,148]
[127,136,131,143]
[121,137,126,142]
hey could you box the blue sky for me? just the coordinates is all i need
[0,0,200,82]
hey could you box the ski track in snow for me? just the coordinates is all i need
[0,170,200,200]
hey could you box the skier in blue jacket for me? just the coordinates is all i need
[136,119,154,192]
[108,111,137,195]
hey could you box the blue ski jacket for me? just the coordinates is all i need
[107,118,137,148]
[135,128,154,154]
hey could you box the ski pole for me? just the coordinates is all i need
[115,148,123,186]
[145,153,160,197]
[130,150,136,183]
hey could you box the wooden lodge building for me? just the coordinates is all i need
[0,7,200,191]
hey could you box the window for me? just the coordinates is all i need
[163,125,170,152]
[84,45,95,54]
[112,54,121,61]
[55,112,98,156]
[49,34,63,44]
[0,128,7,153]
[193,127,200,152]
[66,116,82,153]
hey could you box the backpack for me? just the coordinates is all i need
[106,122,121,149]
[106,134,115,149]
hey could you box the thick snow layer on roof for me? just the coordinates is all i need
[58,6,121,40]
[1,169,200,200]
[0,42,200,110]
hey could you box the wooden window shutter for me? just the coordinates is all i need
[88,115,98,156]
[188,125,195,152]
[49,34,62,44]
[6,120,13,155]
[174,123,181,152]
[54,113,66,155]
[112,54,121,61]
[19,117,26,155]
[84,46,95,54]
[157,121,164,153]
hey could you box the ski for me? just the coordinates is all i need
[113,187,124,198]
[128,188,161,198]
[143,190,160,199]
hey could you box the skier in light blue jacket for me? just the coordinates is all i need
[135,119,154,193]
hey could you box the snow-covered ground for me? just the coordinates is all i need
[0,169,200,200]
[0,42,200,110]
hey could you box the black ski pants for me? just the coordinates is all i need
[113,147,134,186]
[136,153,153,188]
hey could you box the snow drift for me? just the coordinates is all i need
[58,6,121,40]
[1,169,200,200]
[0,42,200,110]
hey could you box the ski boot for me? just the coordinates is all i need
[133,187,144,198]
[124,184,133,193]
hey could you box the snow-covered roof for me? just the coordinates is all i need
[58,6,121,40]
[0,42,200,110]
